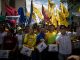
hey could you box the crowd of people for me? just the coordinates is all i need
[0,23,80,60]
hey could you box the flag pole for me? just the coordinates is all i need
[28,0,33,25]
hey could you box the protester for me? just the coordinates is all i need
[23,27,36,60]
[16,26,23,60]
[45,24,58,60]
[3,28,18,60]
[16,26,23,49]
[36,27,47,60]
[0,20,80,60]
[56,25,72,60]
[0,25,5,49]
[37,27,45,44]
[46,24,57,44]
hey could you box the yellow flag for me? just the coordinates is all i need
[42,5,51,18]
[51,13,57,27]
[59,11,69,27]
[56,9,69,27]
[32,12,36,20]
[58,3,69,27]
[48,0,56,26]
[56,10,61,26]
[60,3,69,18]
[48,0,55,14]
[33,6,43,19]
[60,3,64,13]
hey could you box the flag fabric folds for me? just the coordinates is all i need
[48,0,57,27]
[42,5,51,22]
[5,4,18,16]
[60,3,69,18]
[25,1,70,27]
[48,0,55,14]
[56,9,69,27]
[18,7,26,25]
[33,6,43,19]
[51,13,57,27]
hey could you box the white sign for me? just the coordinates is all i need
[48,44,58,52]
[20,45,32,56]
[36,42,47,52]
[0,50,10,58]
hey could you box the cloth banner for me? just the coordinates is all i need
[36,41,47,52]
[48,44,58,52]
[0,50,10,58]
[20,45,32,56]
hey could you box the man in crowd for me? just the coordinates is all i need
[56,25,72,60]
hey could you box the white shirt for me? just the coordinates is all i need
[16,34,23,48]
[0,32,7,44]
[56,32,72,55]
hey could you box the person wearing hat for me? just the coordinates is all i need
[16,26,24,60]
[16,26,23,49]
[56,25,72,60]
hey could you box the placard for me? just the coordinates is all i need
[0,50,10,58]
[36,42,47,52]
[48,44,58,52]
[20,45,32,56]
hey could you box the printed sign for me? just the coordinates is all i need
[48,44,58,52]
[21,45,32,56]
[0,50,10,58]
[36,42,47,52]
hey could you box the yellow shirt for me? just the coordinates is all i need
[24,34,36,48]
[46,31,57,44]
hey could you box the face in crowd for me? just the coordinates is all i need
[40,27,45,33]
[48,25,55,32]
[60,25,66,35]
[29,27,34,34]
